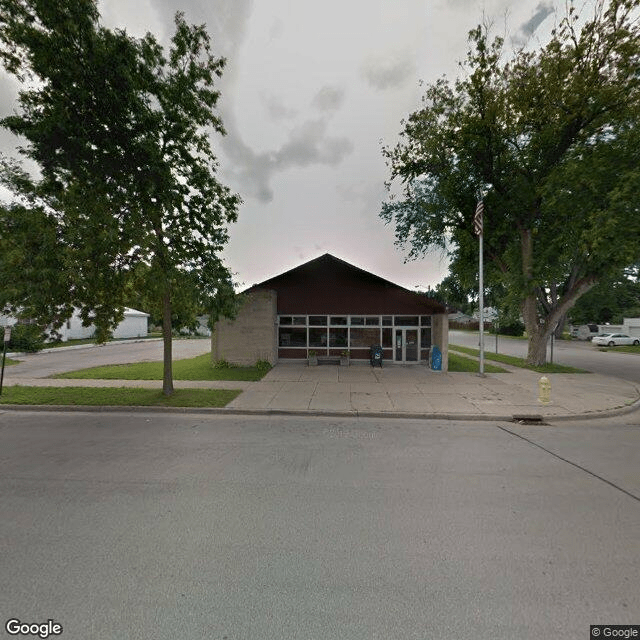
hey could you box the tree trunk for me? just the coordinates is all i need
[523,292,551,365]
[554,311,568,338]
[162,287,174,397]
[527,326,549,365]
[520,228,548,365]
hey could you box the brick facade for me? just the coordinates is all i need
[211,290,277,366]
[212,254,449,370]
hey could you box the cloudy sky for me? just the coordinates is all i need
[0,0,561,291]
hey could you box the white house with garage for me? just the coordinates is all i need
[596,317,640,338]
[56,307,149,341]
[2,307,149,341]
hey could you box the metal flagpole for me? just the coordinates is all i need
[0,324,11,396]
[474,199,485,376]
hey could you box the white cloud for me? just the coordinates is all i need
[311,86,345,112]
[361,51,416,91]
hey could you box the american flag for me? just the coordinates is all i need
[473,200,484,236]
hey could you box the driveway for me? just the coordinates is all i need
[5,338,211,378]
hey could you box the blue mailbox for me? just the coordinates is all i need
[431,345,442,371]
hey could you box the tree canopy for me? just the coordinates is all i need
[0,0,240,393]
[569,267,640,324]
[381,0,640,363]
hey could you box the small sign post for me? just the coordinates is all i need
[0,325,11,397]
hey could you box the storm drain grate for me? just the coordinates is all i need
[511,414,549,425]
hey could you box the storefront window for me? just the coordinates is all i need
[382,316,392,326]
[329,328,348,347]
[382,328,392,348]
[365,317,380,326]
[350,327,380,347]
[279,316,306,326]
[420,327,431,347]
[330,316,347,326]
[350,316,364,325]
[395,316,419,326]
[279,327,306,347]
[420,316,432,326]
[309,327,328,347]
[309,316,327,326]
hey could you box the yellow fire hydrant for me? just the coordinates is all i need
[538,376,551,405]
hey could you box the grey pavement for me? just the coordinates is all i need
[4,347,640,419]
[451,329,640,383]
[225,360,640,419]
[5,337,211,378]
[0,411,638,640]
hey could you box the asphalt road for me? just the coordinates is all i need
[450,329,640,383]
[0,411,638,640]
[5,338,211,378]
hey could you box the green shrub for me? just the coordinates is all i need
[499,319,525,336]
[255,359,272,372]
[212,358,232,369]
[8,324,45,352]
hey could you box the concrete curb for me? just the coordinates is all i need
[1,395,639,422]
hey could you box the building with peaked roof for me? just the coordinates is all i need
[211,253,448,369]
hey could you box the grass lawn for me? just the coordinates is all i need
[0,385,241,407]
[597,345,640,354]
[2,357,20,366]
[448,352,507,373]
[449,344,589,373]
[452,328,528,340]
[52,353,269,381]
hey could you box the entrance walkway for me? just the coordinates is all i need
[226,362,640,419]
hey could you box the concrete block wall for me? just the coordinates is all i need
[431,313,449,372]
[211,290,277,366]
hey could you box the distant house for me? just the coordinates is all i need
[2,307,149,342]
[472,307,499,322]
[211,253,449,369]
[448,311,474,324]
[195,315,212,337]
[596,318,640,338]
[53,307,149,341]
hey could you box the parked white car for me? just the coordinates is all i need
[592,333,640,347]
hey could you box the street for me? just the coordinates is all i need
[5,338,211,379]
[0,410,638,640]
[450,329,640,383]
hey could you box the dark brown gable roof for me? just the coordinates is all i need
[245,253,446,315]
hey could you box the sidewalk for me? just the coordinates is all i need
[4,361,640,420]
[226,362,640,420]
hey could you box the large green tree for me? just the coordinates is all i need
[569,268,640,324]
[381,0,640,364]
[0,0,240,394]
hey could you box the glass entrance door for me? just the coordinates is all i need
[394,329,419,362]
[405,329,418,361]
